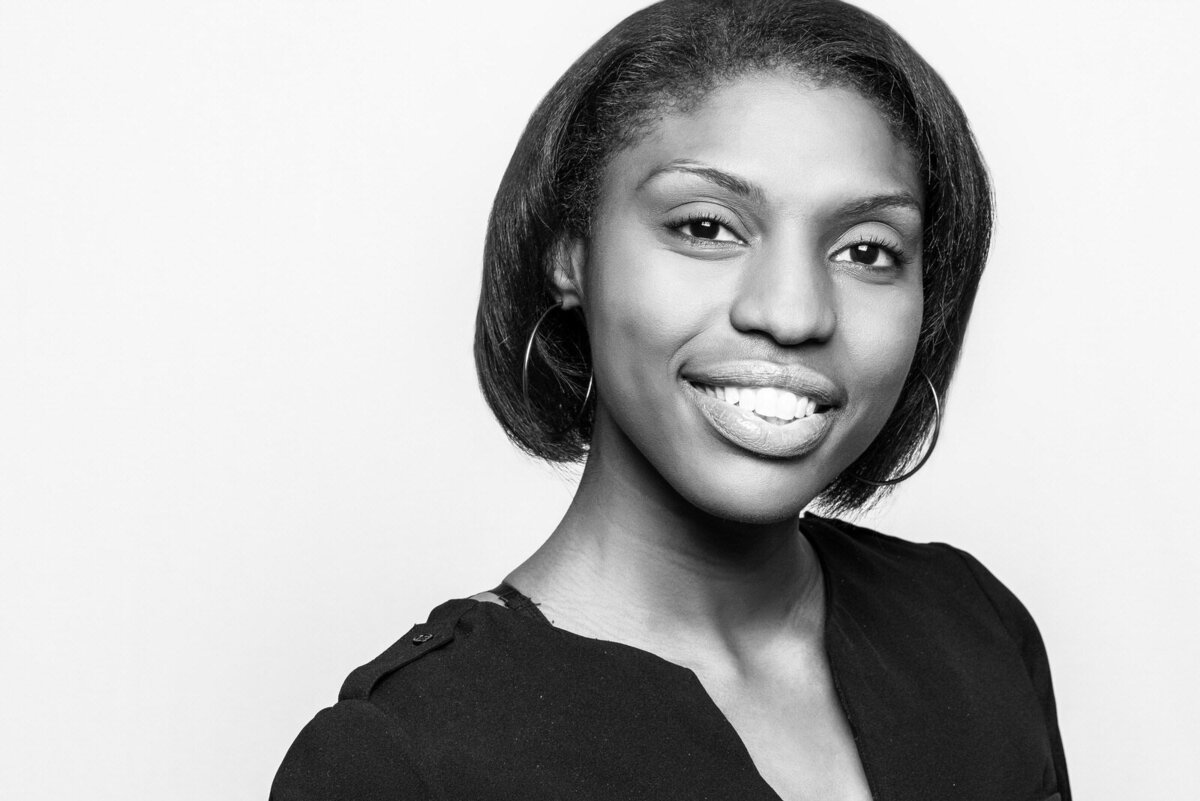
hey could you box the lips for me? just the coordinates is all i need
[681,363,843,459]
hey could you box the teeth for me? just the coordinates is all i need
[754,387,778,418]
[775,390,797,421]
[696,383,823,421]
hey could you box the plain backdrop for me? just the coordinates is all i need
[2,1,1198,798]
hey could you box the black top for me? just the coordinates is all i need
[271,515,1070,800]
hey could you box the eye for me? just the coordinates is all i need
[673,216,743,244]
[832,241,904,271]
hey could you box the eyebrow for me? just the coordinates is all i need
[833,193,923,219]
[636,160,767,205]
[637,159,923,219]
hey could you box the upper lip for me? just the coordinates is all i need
[682,362,845,407]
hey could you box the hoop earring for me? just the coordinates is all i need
[853,372,942,487]
[521,301,594,436]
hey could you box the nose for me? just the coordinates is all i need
[729,239,837,346]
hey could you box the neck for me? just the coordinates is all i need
[506,413,824,663]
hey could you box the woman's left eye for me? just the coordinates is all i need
[832,242,901,270]
[674,217,742,243]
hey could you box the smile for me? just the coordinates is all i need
[690,383,832,425]
[682,379,838,460]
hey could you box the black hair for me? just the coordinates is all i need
[474,0,992,513]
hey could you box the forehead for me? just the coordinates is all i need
[602,72,922,212]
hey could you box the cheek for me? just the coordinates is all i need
[583,237,712,381]
[839,281,924,427]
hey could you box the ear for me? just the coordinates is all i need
[550,238,586,311]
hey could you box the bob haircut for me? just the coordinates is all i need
[474,0,992,513]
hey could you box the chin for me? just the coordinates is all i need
[664,460,829,527]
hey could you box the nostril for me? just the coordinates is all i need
[729,265,837,346]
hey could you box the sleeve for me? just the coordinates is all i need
[270,699,432,801]
[950,547,1072,801]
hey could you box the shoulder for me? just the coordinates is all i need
[270,698,432,799]
[802,515,1071,798]
[803,510,969,566]
[337,598,478,703]
[270,597,487,800]
[801,512,975,587]
[801,513,1043,650]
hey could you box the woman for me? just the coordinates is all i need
[272,1,1069,799]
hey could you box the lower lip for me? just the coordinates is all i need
[683,382,835,459]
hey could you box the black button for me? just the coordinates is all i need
[412,632,434,644]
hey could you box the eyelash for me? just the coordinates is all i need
[840,234,913,270]
[667,212,745,246]
[666,214,913,271]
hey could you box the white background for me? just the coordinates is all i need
[2,1,1197,798]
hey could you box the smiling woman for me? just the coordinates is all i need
[566,78,925,521]
[271,1,1068,799]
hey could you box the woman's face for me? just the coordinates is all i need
[561,72,924,524]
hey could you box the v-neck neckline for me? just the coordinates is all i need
[471,518,879,801]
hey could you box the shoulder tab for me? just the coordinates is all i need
[338,601,475,701]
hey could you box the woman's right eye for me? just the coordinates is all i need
[673,216,742,243]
